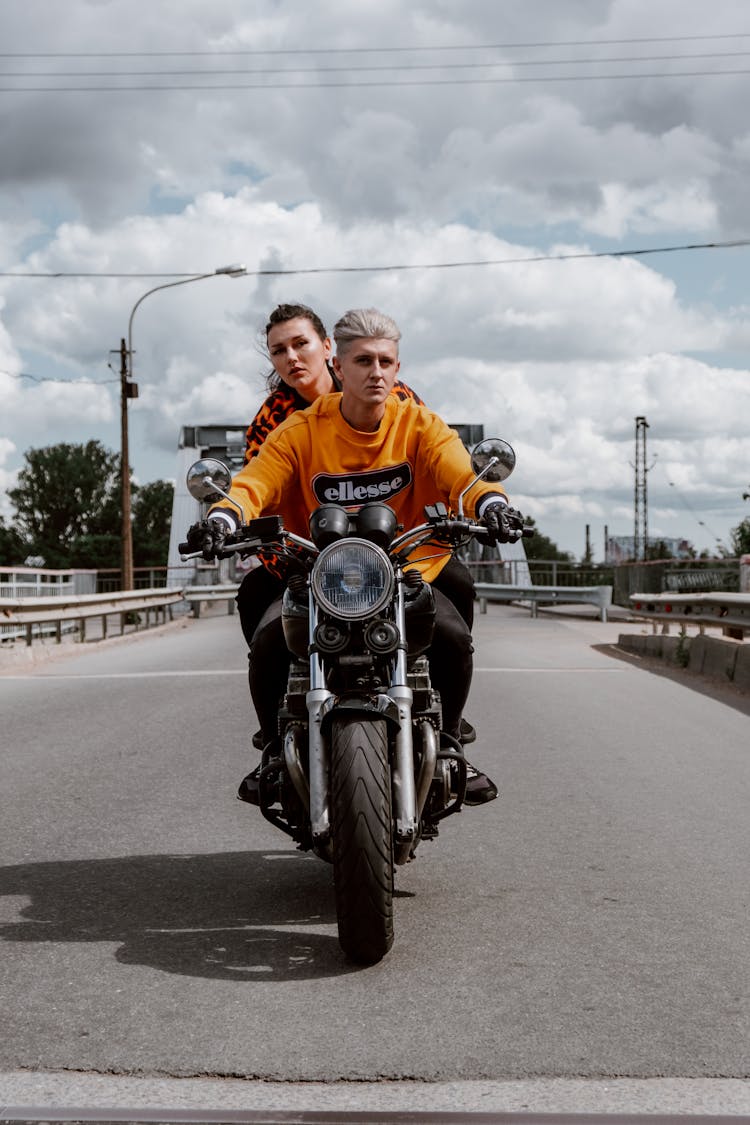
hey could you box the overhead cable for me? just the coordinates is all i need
[5,68,750,91]
[3,370,119,384]
[1,238,749,280]
[5,50,750,77]
[3,32,750,57]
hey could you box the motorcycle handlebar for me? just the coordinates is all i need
[180,514,535,562]
[178,538,262,562]
[179,528,316,563]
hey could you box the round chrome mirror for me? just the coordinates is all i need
[186,458,233,502]
[470,438,516,482]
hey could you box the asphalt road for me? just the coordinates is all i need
[1,606,748,1112]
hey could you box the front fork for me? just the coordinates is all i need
[304,572,428,862]
[306,596,335,856]
[388,571,419,855]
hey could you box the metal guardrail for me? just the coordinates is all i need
[185,582,617,623]
[181,583,239,617]
[475,582,613,622]
[1,580,617,648]
[0,588,184,646]
[629,591,750,637]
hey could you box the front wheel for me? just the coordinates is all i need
[331,716,394,964]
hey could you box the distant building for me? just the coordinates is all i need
[605,534,694,563]
[449,423,485,448]
[166,424,246,585]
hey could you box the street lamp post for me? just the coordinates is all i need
[120,263,247,590]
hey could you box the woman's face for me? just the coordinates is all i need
[266,316,333,403]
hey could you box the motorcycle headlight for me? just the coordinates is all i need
[310,537,394,621]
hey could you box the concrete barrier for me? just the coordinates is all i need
[687,634,707,675]
[617,630,746,692]
[644,634,664,660]
[734,643,750,690]
[700,636,739,682]
[661,636,682,664]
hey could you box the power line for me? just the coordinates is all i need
[1,237,749,280]
[4,370,118,385]
[3,33,750,57]
[6,50,750,77]
[5,68,750,92]
[665,477,725,546]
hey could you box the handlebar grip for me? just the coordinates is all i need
[178,541,191,553]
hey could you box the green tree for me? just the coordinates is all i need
[8,441,124,568]
[0,515,29,566]
[729,517,750,556]
[523,517,574,561]
[132,479,174,567]
[645,539,675,561]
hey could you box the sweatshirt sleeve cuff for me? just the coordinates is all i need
[477,492,508,517]
[208,509,238,532]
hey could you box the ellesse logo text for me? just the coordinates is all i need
[312,463,413,505]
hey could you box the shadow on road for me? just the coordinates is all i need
[0,849,367,981]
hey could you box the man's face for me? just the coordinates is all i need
[333,338,400,414]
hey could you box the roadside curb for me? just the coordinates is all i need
[618,630,750,693]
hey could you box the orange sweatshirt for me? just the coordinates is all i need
[210,392,507,582]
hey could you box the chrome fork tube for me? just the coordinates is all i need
[306,596,333,846]
[388,574,418,845]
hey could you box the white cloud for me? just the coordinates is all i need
[2,0,750,557]
[0,438,18,519]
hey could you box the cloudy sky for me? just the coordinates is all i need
[2,0,750,560]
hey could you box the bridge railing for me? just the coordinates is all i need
[629,591,750,639]
[475,582,613,621]
[2,573,623,651]
[181,583,238,617]
[180,581,618,622]
[0,588,185,647]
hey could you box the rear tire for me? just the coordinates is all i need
[331,716,394,964]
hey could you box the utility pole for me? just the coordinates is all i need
[118,263,246,591]
[119,338,138,590]
[634,415,649,561]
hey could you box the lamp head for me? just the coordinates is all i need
[215,263,247,277]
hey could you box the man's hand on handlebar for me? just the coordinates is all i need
[481,502,526,544]
[184,518,229,561]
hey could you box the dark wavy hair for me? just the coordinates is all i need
[264,303,332,393]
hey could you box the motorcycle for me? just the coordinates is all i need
[180,439,531,964]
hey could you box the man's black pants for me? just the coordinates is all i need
[244,568,474,745]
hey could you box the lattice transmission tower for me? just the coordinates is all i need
[633,415,650,561]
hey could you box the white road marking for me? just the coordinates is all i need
[1,665,631,681]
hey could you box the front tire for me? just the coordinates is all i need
[331,716,394,964]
